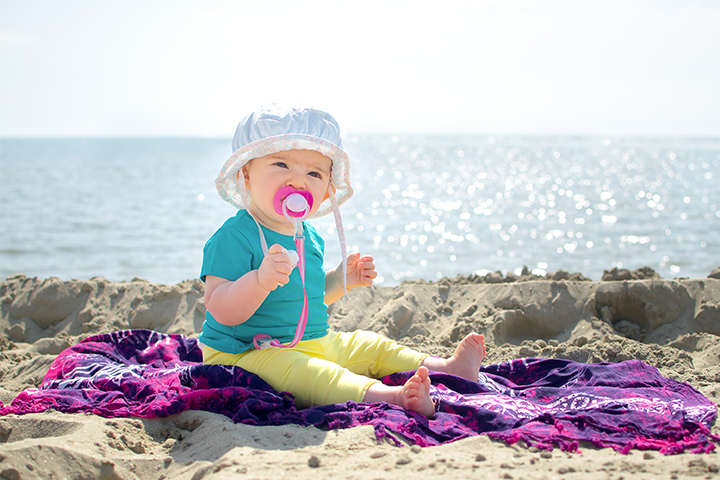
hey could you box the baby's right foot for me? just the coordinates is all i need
[396,366,434,418]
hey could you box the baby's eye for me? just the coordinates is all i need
[308,171,323,179]
[273,161,289,169]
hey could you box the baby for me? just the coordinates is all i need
[199,105,485,417]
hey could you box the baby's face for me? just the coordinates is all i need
[243,149,332,232]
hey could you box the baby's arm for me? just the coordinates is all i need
[205,244,296,326]
[325,252,377,305]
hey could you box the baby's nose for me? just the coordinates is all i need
[286,174,306,189]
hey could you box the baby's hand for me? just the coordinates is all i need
[346,252,377,289]
[257,244,296,291]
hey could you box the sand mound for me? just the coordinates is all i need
[1,269,718,479]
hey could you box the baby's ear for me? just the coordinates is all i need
[323,184,336,202]
[241,165,251,188]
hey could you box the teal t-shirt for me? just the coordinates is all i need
[198,210,329,354]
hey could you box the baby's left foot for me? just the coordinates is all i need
[396,366,434,418]
[446,333,486,382]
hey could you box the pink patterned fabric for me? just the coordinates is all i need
[2,330,717,454]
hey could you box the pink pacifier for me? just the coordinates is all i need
[273,186,313,220]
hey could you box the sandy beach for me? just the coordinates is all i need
[1,266,719,479]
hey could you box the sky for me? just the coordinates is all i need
[1,0,719,138]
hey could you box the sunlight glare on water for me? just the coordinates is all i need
[314,135,719,284]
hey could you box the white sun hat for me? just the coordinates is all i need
[215,104,353,292]
[216,104,353,218]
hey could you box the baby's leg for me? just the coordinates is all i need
[422,333,486,382]
[227,343,383,409]
[364,366,434,418]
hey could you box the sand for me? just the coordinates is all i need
[1,266,719,479]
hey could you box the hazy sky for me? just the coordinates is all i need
[1,0,719,137]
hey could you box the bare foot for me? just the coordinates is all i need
[395,366,434,418]
[445,333,486,382]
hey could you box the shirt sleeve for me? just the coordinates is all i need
[200,222,258,282]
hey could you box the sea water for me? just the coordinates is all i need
[1,136,718,286]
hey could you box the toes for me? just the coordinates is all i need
[462,333,486,355]
[402,370,435,418]
[468,333,485,346]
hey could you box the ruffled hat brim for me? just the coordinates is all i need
[215,133,353,219]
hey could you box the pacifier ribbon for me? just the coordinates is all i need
[253,187,313,350]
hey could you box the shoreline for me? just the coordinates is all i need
[1,267,719,479]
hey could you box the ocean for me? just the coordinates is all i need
[1,135,718,286]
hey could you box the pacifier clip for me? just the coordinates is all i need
[252,187,313,350]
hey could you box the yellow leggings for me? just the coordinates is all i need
[202,330,427,408]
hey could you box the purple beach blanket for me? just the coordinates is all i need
[2,329,717,454]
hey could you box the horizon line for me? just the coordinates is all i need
[1,132,719,141]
